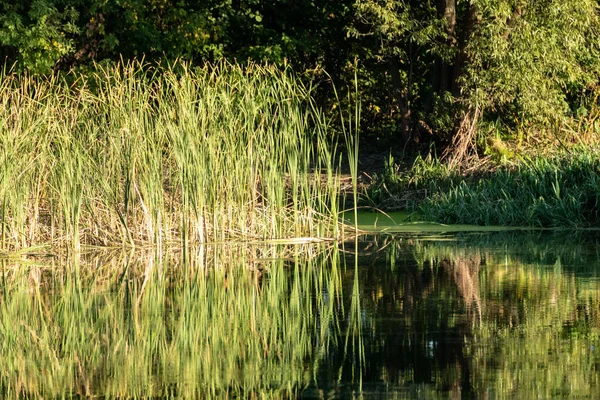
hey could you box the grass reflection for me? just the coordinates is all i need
[0,244,346,398]
[3,232,600,398]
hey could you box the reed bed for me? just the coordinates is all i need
[0,61,343,253]
[0,243,348,398]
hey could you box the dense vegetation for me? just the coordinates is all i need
[2,0,600,230]
[366,149,600,227]
[2,0,599,148]
[420,150,600,227]
[3,3,600,398]
[0,62,343,251]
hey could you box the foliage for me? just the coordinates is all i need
[420,148,600,227]
[465,0,600,141]
[0,61,343,252]
[0,0,353,73]
[0,0,79,73]
[349,0,454,142]
[0,0,234,72]
[1,0,599,156]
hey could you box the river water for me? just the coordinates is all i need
[1,230,600,398]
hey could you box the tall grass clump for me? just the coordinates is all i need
[420,149,600,227]
[0,61,343,252]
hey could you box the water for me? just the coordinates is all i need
[2,231,600,398]
[306,232,600,398]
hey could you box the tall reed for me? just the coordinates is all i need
[0,61,344,252]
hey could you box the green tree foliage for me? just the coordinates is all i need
[351,0,600,147]
[465,0,600,140]
[0,0,79,73]
[349,0,454,142]
[0,0,352,73]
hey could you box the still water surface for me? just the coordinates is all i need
[2,231,600,398]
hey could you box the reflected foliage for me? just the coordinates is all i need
[2,232,600,398]
[0,244,346,398]
[330,231,600,398]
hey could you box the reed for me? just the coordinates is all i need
[0,61,345,252]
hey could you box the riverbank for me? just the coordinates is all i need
[3,61,598,256]
[358,146,600,228]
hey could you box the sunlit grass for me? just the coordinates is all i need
[0,61,345,253]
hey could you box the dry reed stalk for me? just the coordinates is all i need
[443,106,481,170]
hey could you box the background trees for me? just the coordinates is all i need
[1,0,599,153]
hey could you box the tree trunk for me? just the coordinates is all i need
[389,56,411,144]
[452,2,480,96]
[439,0,457,34]
[437,0,457,94]
[443,2,481,164]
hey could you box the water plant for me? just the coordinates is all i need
[0,61,345,253]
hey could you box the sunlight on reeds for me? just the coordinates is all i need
[0,61,345,253]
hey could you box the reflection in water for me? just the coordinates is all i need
[1,232,600,398]
[0,244,346,398]
[311,232,600,399]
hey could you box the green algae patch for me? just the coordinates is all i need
[342,211,533,233]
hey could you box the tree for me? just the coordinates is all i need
[464,0,600,142]
[2,0,598,157]
[350,0,600,152]
[0,0,79,73]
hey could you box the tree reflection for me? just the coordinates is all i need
[330,232,600,398]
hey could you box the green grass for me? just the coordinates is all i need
[365,154,460,211]
[367,148,600,228]
[0,61,345,252]
[420,149,600,227]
